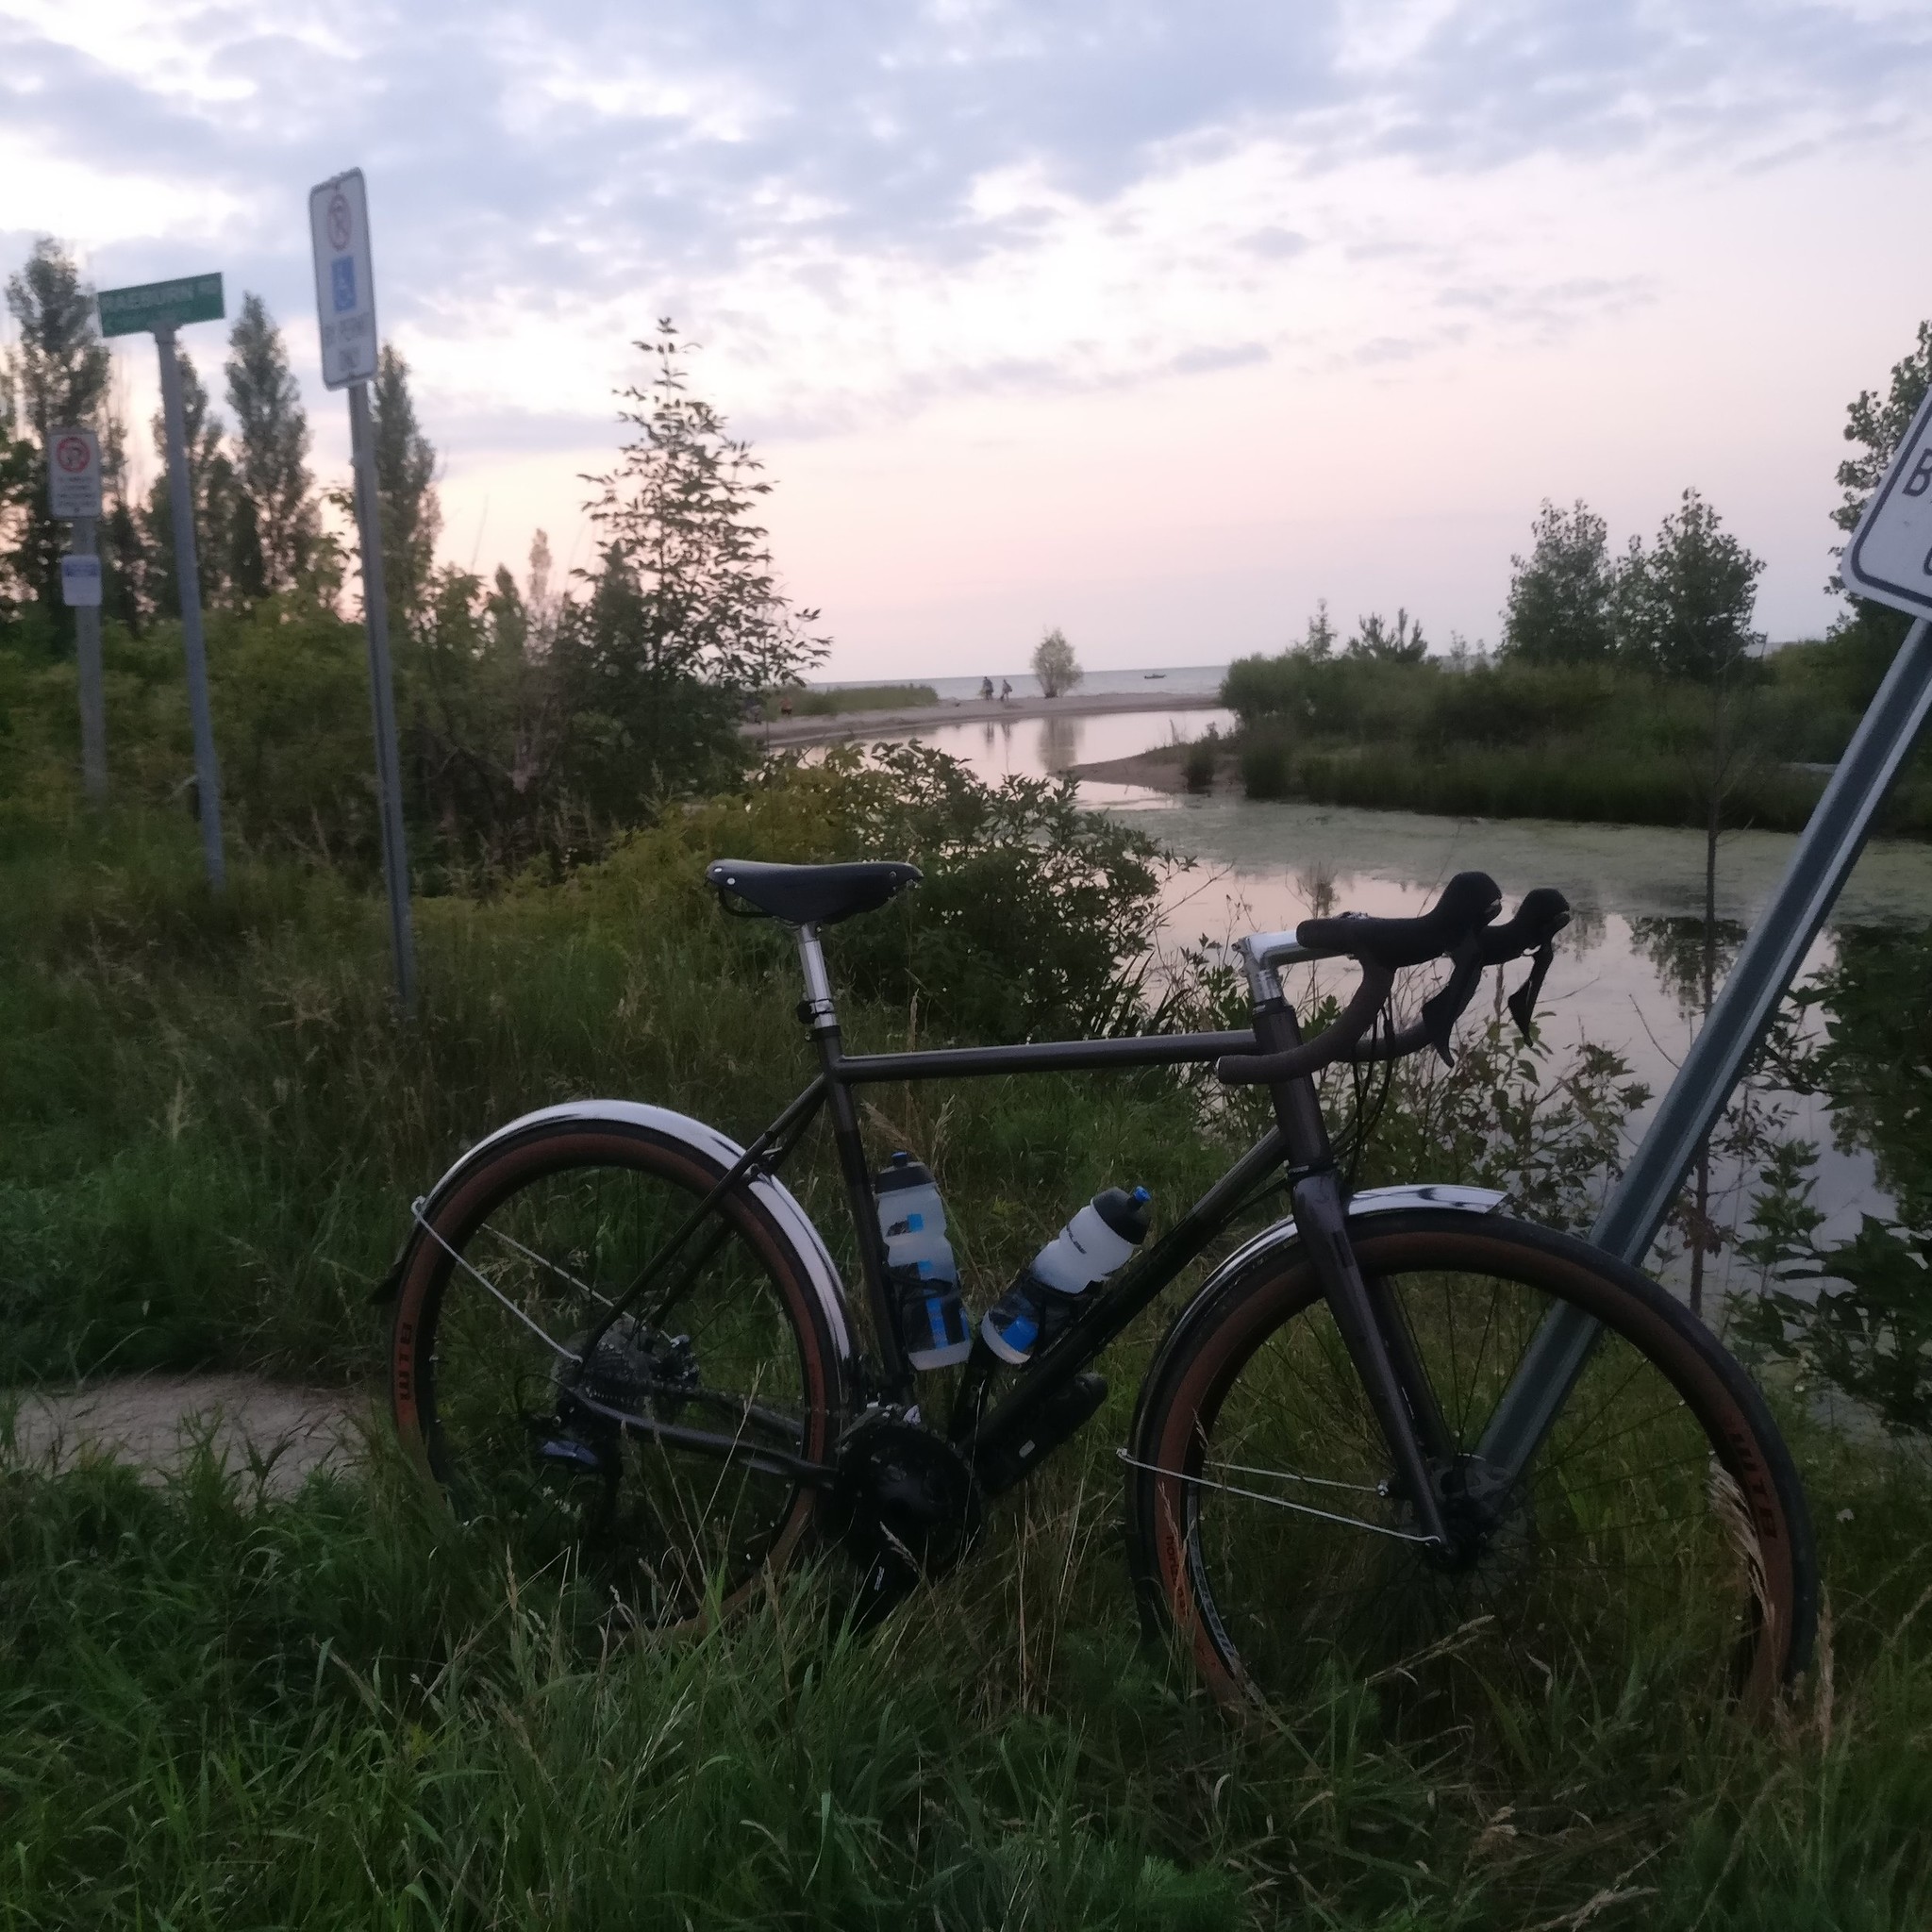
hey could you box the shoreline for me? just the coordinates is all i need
[745,688,1223,748]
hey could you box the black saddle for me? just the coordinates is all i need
[706,858,922,926]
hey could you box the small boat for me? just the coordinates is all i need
[1143,672,1166,680]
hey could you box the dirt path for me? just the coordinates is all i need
[8,1374,363,1494]
[748,688,1222,750]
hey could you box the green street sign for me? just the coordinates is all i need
[97,274,225,338]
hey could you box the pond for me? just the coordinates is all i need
[894,702,1932,1283]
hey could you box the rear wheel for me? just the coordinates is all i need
[391,1122,847,1633]
[1126,1211,1815,1718]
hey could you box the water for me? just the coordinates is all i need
[905,708,1234,793]
[876,686,1932,1271]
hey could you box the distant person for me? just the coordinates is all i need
[979,675,994,702]
[1000,678,1013,704]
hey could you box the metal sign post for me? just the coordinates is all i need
[99,275,228,889]
[1478,395,1932,1476]
[309,167,417,1014]
[48,426,107,799]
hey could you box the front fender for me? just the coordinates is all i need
[1143,1182,1506,1374]
[375,1100,857,1387]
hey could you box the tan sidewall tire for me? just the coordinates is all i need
[391,1123,844,1624]
[1127,1212,1815,1708]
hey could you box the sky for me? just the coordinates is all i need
[5,0,1930,677]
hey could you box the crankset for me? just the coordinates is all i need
[825,1410,983,1628]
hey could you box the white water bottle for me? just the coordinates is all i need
[981,1186,1152,1366]
[1028,1187,1152,1292]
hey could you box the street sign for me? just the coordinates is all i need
[97,275,225,338]
[60,555,103,608]
[1841,387,1932,622]
[47,426,102,519]
[309,169,378,390]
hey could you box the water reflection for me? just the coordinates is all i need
[1629,917,1749,1021]
[1040,714,1083,772]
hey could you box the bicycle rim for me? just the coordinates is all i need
[1134,1215,1811,1720]
[393,1126,840,1632]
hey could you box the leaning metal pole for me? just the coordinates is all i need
[156,324,227,891]
[347,379,418,1016]
[1481,615,1932,1477]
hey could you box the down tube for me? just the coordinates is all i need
[1479,614,1932,1482]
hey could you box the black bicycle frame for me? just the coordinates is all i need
[585,919,1457,1547]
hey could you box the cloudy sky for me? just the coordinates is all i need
[6,0,1930,675]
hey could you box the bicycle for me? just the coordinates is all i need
[386,858,1816,1713]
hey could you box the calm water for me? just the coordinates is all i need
[891,693,1932,1266]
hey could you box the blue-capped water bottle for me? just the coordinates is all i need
[874,1153,973,1370]
[981,1186,1152,1366]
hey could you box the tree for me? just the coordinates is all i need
[0,370,35,625]
[370,343,440,625]
[225,293,319,599]
[569,321,828,797]
[1295,599,1336,660]
[1617,491,1764,1315]
[1032,625,1081,697]
[1500,499,1617,664]
[140,348,237,620]
[2,239,112,630]
[1617,489,1762,683]
[1829,319,1931,700]
[1834,319,1932,543]
[1346,608,1426,663]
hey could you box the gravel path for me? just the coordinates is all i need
[7,1374,363,1494]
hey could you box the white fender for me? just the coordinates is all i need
[402,1100,858,1390]
[1132,1182,1507,1404]
[1209,1182,1506,1289]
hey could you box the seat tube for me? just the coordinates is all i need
[796,925,913,1393]
[1257,992,1452,1549]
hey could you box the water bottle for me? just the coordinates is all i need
[981,1186,1152,1366]
[874,1153,972,1370]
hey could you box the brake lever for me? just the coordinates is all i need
[1418,935,1486,1066]
[1507,941,1557,1041]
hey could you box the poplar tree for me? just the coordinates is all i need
[370,344,440,624]
[225,293,319,599]
[140,349,237,619]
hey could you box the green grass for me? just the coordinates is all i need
[5,796,1932,1925]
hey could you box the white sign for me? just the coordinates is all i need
[1841,388,1932,623]
[61,554,103,608]
[308,168,378,391]
[47,425,102,519]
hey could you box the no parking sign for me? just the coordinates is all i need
[47,426,101,520]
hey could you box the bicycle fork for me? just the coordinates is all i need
[1260,1000,1454,1553]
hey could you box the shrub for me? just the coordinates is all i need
[1238,727,1292,800]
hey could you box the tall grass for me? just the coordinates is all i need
[3,1375,1930,1924]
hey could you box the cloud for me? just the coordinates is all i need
[10,0,1929,321]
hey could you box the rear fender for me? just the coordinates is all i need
[375,1100,858,1392]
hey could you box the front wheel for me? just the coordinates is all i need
[391,1120,849,1634]
[1125,1211,1815,1718]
